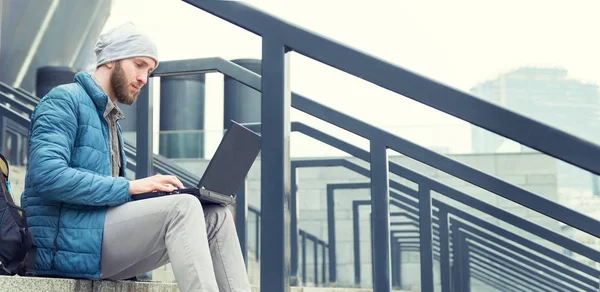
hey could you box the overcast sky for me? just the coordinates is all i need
[102,0,600,157]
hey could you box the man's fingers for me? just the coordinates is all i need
[156,175,184,189]
[147,175,184,190]
[154,181,176,192]
[171,176,184,189]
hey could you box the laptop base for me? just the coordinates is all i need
[131,188,235,206]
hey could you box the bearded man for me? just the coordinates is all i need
[21,23,250,292]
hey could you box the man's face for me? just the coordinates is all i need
[110,57,156,105]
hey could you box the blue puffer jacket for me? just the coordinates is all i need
[21,72,131,279]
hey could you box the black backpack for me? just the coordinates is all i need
[0,153,37,276]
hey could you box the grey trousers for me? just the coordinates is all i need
[100,194,250,292]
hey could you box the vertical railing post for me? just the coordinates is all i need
[235,180,248,268]
[301,231,307,285]
[370,140,391,292]
[397,242,402,289]
[353,201,361,287]
[326,185,337,285]
[450,222,460,292]
[459,232,471,292]
[419,183,434,292]
[260,37,291,292]
[322,243,327,286]
[255,212,260,261]
[370,212,374,287]
[136,79,153,179]
[134,79,154,281]
[290,164,299,285]
[391,236,399,288]
[438,208,451,292]
[314,238,319,286]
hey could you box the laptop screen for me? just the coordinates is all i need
[197,121,261,196]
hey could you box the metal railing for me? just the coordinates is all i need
[155,2,600,290]
[3,50,600,290]
[245,204,328,287]
[4,5,600,287]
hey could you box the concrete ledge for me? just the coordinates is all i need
[93,280,179,292]
[0,276,407,292]
[0,276,92,292]
[0,276,178,292]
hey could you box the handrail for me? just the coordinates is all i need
[298,229,329,286]
[0,81,40,106]
[0,92,35,113]
[0,103,30,128]
[355,200,593,292]
[397,244,511,291]
[397,242,551,292]
[290,137,600,261]
[182,0,600,177]
[160,5,600,285]
[158,4,600,284]
[153,56,600,239]
[457,224,597,290]
[317,158,600,274]
[292,156,600,291]
[246,205,329,275]
[122,145,198,187]
[122,143,198,182]
[292,98,600,239]
[389,193,599,286]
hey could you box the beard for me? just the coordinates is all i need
[110,61,139,105]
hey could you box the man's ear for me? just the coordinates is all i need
[105,61,115,69]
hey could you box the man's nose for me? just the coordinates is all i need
[137,74,148,86]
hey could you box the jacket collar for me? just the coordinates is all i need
[74,71,109,113]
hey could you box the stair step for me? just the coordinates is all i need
[0,276,177,292]
[0,276,409,292]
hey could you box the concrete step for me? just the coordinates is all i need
[0,276,409,292]
[0,276,176,292]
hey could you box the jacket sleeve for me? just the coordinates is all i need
[27,87,131,206]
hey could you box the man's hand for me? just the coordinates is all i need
[129,174,185,195]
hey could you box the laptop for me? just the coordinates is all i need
[132,121,261,205]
